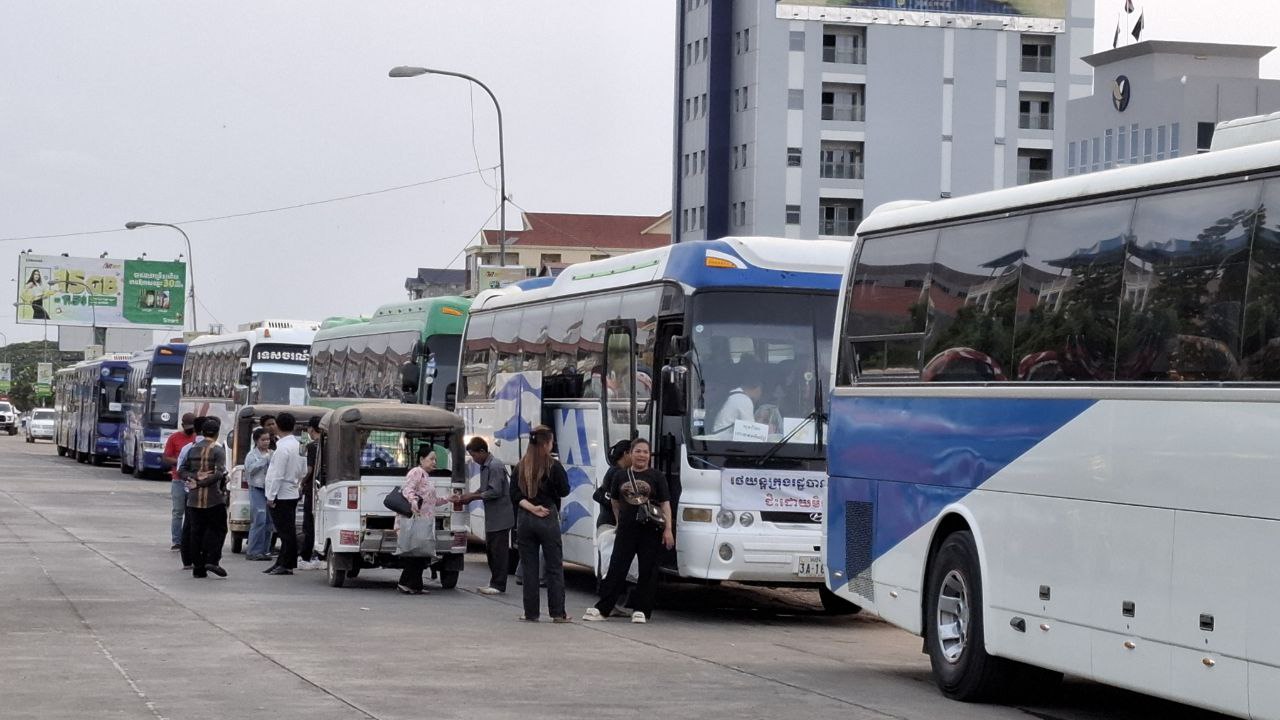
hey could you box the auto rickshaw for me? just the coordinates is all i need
[313,403,469,589]
[228,404,332,554]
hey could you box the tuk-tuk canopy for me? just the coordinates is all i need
[319,403,466,483]
[234,404,331,465]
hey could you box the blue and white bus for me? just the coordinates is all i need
[121,343,186,479]
[459,237,852,600]
[54,354,133,465]
[825,123,1280,717]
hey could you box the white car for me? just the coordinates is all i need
[0,401,18,436]
[25,408,55,442]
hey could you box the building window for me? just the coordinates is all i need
[701,38,708,61]
[732,146,739,169]
[540,253,561,265]
[1020,35,1054,73]
[1104,128,1114,169]
[700,149,706,172]
[740,201,749,226]
[789,30,805,52]
[684,98,690,121]
[820,141,864,179]
[743,28,750,52]
[1018,92,1053,130]
[701,93,707,117]
[1079,139,1088,171]
[742,86,749,110]
[823,26,866,64]
[821,83,865,122]
[819,199,862,236]
[733,88,740,110]
[735,31,742,55]
[1117,127,1126,165]
[1067,141,1076,174]
[1144,127,1154,162]
[1171,122,1180,157]
[788,89,804,110]
[1092,136,1101,171]
[1130,124,1139,163]
[699,206,706,230]
[740,144,748,167]
[1197,121,1215,152]
[683,154,689,176]
[1017,149,1052,184]
[1157,124,1167,160]
[787,146,802,167]
[785,204,802,225]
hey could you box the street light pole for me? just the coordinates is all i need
[389,65,507,266]
[124,221,197,333]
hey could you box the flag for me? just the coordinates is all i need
[1131,10,1144,40]
[1124,0,1134,13]
[1113,22,1120,48]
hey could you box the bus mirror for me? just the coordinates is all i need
[668,335,691,365]
[661,365,687,416]
[400,362,420,394]
[238,367,252,387]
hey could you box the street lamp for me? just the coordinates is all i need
[389,65,508,266]
[124,221,197,333]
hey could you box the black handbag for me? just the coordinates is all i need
[383,486,416,518]
[629,471,666,530]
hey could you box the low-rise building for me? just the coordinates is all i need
[404,268,467,300]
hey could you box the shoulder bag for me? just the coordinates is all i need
[629,470,666,530]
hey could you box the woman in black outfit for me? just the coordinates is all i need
[582,438,673,624]
[510,425,571,622]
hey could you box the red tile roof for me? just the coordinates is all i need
[481,211,670,250]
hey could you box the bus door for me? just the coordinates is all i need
[602,320,639,449]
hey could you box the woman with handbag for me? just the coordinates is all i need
[396,446,453,595]
[582,438,673,624]
[510,425,571,622]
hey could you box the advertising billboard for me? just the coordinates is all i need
[36,363,52,398]
[16,254,186,329]
[780,0,1067,18]
[0,363,10,394]
[476,265,529,290]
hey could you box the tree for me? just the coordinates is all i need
[0,341,81,409]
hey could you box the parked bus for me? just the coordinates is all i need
[307,296,470,410]
[459,238,851,601]
[179,319,320,445]
[54,354,133,465]
[120,343,186,478]
[825,127,1280,717]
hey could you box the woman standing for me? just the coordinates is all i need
[582,438,673,624]
[397,446,452,595]
[21,269,50,320]
[510,425,571,622]
[243,428,275,561]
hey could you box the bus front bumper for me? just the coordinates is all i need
[676,522,826,585]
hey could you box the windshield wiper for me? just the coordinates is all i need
[754,410,823,467]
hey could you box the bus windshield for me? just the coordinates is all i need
[253,371,307,405]
[100,369,129,421]
[423,334,460,406]
[149,384,181,426]
[688,291,836,451]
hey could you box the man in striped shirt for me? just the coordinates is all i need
[180,417,230,579]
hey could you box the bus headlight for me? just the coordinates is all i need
[682,507,713,523]
[716,509,736,528]
[739,512,755,527]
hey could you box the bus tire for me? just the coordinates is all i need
[924,530,1012,702]
[57,445,66,457]
[438,570,459,590]
[91,453,104,466]
[818,585,862,615]
[121,452,134,475]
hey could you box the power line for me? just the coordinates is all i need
[446,203,504,269]
[0,165,498,243]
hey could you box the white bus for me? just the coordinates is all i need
[458,237,853,603]
[179,319,320,443]
[824,123,1280,717]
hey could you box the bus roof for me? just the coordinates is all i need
[311,297,471,344]
[188,320,319,349]
[856,137,1280,237]
[130,344,186,363]
[319,316,368,330]
[473,237,850,311]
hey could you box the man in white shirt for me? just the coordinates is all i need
[710,359,764,440]
[264,412,307,576]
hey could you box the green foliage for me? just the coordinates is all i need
[0,341,81,410]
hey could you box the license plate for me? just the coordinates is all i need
[795,555,825,578]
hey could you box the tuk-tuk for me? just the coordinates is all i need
[228,404,332,554]
[315,403,469,589]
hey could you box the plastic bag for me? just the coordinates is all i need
[396,515,437,558]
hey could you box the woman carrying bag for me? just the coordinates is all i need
[396,446,453,595]
[510,425,571,622]
[582,438,673,624]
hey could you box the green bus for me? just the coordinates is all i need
[307,297,470,410]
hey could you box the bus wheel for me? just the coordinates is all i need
[818,585,862,615]
[438,570,459,590]
[57,445,66,457]
[924,530,1012,702]
[120,454,133,475]
[91,454,104,466]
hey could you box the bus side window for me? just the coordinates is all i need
[492,309,523,385]
[841,231,938,382]
[461,313,494,402]
[545,300,584,398]
[580,294,621,398]
[519,305,550,374]
[1243,179,1280,380]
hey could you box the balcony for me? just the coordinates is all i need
[820,160,864,180]
[1020,56,1053,74]
[822,105,865,122]
[1018,113,1053,131]
[1017,169,1053,184]
[823,46,866,64]
[820,218,859,236]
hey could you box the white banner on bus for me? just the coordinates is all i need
[721,469,826,513]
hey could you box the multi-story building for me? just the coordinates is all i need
[1066,41,1280,176]
[673,0,1094,243]
[463,211,671,292]
[403,268,467,300]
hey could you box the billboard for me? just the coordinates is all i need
[781,0,1067,17]
[476,265,529,290]
[0,364,10,394]
[36,363,52,397]
[16,254,186,329]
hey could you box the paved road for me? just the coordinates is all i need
[0,435,1225,720]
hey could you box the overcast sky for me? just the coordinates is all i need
[1,1,1277,344]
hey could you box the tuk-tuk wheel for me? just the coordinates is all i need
[231,534,244,555]
[326,553,347,588]
[438,570,459,590]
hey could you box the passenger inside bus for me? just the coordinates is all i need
[708,357,764,440]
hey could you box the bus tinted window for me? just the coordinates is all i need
[492,309,522,378]
[1118,182,1261,381]
[1016,201,1133,381]
[461,313,493,401]
[1243,180,1280,380]
[923,218,1028,382]
[546,301,584,398]
[842,230,937,382]
[519,304,550,373]
[581,295,621,397]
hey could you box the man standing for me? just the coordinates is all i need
[162,413,198,553]
[264,412,306,576]
[299,416,323,570]
[181,418,230,579]
[457,437,513,595]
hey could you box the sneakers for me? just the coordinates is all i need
[477,586,502,595]
[582,608,605,622]
[206,565,228,578]
[296,559,321,570]
[552,617,572,624]
[170,544,181,552]
[631,611,647,624]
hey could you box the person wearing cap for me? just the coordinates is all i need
[162,413,198,553]
[180,417,230,578]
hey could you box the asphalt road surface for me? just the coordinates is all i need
[0,435,1227,720]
